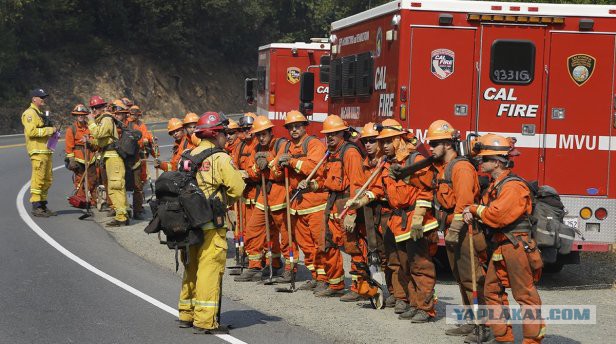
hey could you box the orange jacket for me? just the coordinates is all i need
[64,121,96,163]
[469,170,532,243]
[434,158,479,225]
[234,137,259,203]
[160,135,194,171]
[225,138,240,155]
[247,138,287,211]
[286,135,328,214]
[128,118,153,152]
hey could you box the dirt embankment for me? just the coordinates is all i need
[0,54,255,134]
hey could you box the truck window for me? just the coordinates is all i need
[356,52,373,96]
[342,55,357,96]
[257,66,267,91]
[490,40,535,85]
[330,58,343,98]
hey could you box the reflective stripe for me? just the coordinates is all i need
[416,199,432,208]
[537,326,546,339]
[477,205,486,218]
[255,202,287,212]
[291,203,327,215]
[351,275,358,281]
[267,160,276,169]
[317,269,326,275]
[329,276,344,285]
[103,151,119,158]
[193,300,218,308]
[329,213,340,220]
[31,188,42,194]
[306,264,315,271]
[244,198,255,205]
[66,153,75,158]
[492,253,504,261]
[365,190,375,200]
[453,213,464,221]
[294,160,303,174]
[423,220,439,232]
[395,231,411,242]
[178,298,193,306]
[29,149,52,155]
[248,254,262,261]
[265,252,281,258]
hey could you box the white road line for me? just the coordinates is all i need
[16,165,247,344]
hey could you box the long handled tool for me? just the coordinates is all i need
[339,157,387,220]
[79,144,93,220]
[289,151,330,203]
[227,201,243,275]
[276,167,297,293]
[470,220,483,344]
[261,173,275,285]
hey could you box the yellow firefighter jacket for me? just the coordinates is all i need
[88,113,120,158]
[22,103,54,156]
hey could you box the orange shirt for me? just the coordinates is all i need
[65,121,96,163]
[434,158,479,225]
[246,138,287,211]
[225,138,240,155]
[286,135,328,214]
[234,137,258,203]
[160,135,193,172]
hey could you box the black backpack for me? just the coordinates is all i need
[104,115,142,160]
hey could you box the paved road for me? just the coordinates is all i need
[0,129,325,344]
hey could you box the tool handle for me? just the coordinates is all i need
[289,151,330,203]
[339,157,386,219]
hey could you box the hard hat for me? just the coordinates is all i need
[239,112,257,128]
[320,115,348,134]
[425,120,456,141]
[121,97,134,107]
[194,111,229,139]
[376,119,405,139]
[360,122,378,139]
[111,99,129,113]
[183,112,199,125]
[129,105,142,115]
[250,115,275,134]
[284,110,308,126]
[71,103,89,115]
[89,95,107,108]
[190,133,202,147]
[473,133,512,156]
[226,119,240,131]
[167,118,183,133]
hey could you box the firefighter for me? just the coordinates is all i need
[463,134,545,344]
[233,112,263,282]
[127,105,152,220]
[224,119,241,154]
[301,115,368,299]
[22,88,57,217]
[278,110,329,288]
[348,119,439,321]
[65,104,98,206]
[358,123,397,308]
[88,96,129,226]
[423,120,489,339]
[239,116,290,281]
[183,112,199,137]
[156,118,185,172]
[177,112,245,334]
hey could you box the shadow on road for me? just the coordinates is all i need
[222,309,282,330]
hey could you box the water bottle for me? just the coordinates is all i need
[47,130,61,150]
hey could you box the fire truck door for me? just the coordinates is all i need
[544,33,615,196]
[476,25,546,180]
[408,27,476,140]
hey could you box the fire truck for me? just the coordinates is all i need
[301,0,616,270]
[245,40,331,137]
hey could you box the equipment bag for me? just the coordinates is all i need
[104,115,142,160]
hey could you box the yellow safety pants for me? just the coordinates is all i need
[178,227,227,329]
[105,156,128,222]
[30,153,53,203]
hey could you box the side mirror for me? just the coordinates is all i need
[299,72,315,115]
[244,78,256,105]
[319,55,330,84]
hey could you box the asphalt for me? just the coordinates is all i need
[0,130,325,344]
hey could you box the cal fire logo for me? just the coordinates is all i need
[431,49,455,80]
[483,87,538,118]
[286,67,301,85]
[568,54,595,86]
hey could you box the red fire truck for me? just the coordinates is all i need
[245,40,331,137]
[302,0,616,270]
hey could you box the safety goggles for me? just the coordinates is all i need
[73,105,89,113]
[238,115,255,127]
[362,138,377,144]
[428,140,445,148]
[373,123,404,133]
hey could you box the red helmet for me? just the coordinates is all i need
[89,95,106,108]
[194,111,229,139]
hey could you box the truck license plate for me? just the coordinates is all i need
[563,216,579,229]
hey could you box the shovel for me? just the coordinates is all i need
[275,167,297,293]
[227,201,243,275]
[260,173,275,285]
[79,144,93,220]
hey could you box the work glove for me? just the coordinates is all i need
[68,158,79,172]
[345,195,370,210]
[410,207,426,241]
[298,179,318,191]
[278,153,292,167]
[154,159,161,169]
[389,163,404,180]
[445,220,465,247]
[255,152,270,171]
[343,213,357,233]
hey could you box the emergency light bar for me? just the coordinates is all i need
[467,14,564,24]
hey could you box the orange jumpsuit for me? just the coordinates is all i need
[368,154,439,314]
[65,121,97,205]
[244,138,289,270]
[233,137,260,268]
[469,170,545,343]
[434,158,486,306]
[160,134,193,172]
[286,135,329,282]
[315,141,367,292]
[127,118,152,213]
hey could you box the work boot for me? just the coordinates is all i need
[463,326,493,343]
[106,219,129,227]
[312,281,329,293]
[176,320,193,328]
[394,300,411,314]
[234,268,262,282]
[31,207,50,218]
[133,211,146,220]
[274,270,293,283]
[446,323,475,336]
[410,309,433,323]
[41,205,57,216]
[385,294,396,308]
[193,324,230,335]
[398,307,418,320]
[339,290,365,302]
[297,280,318,291]
[314,288,344,298]
[107,209,116,217]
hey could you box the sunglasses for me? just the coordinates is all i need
[428,141,444,148]
[285,123,305,130]
[481,157,499,163]
[362,138,377,144]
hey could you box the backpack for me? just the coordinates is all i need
[144,147,225,270]
[283,135,316,158]
[493,175,576,263]
[103,115,142,160]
